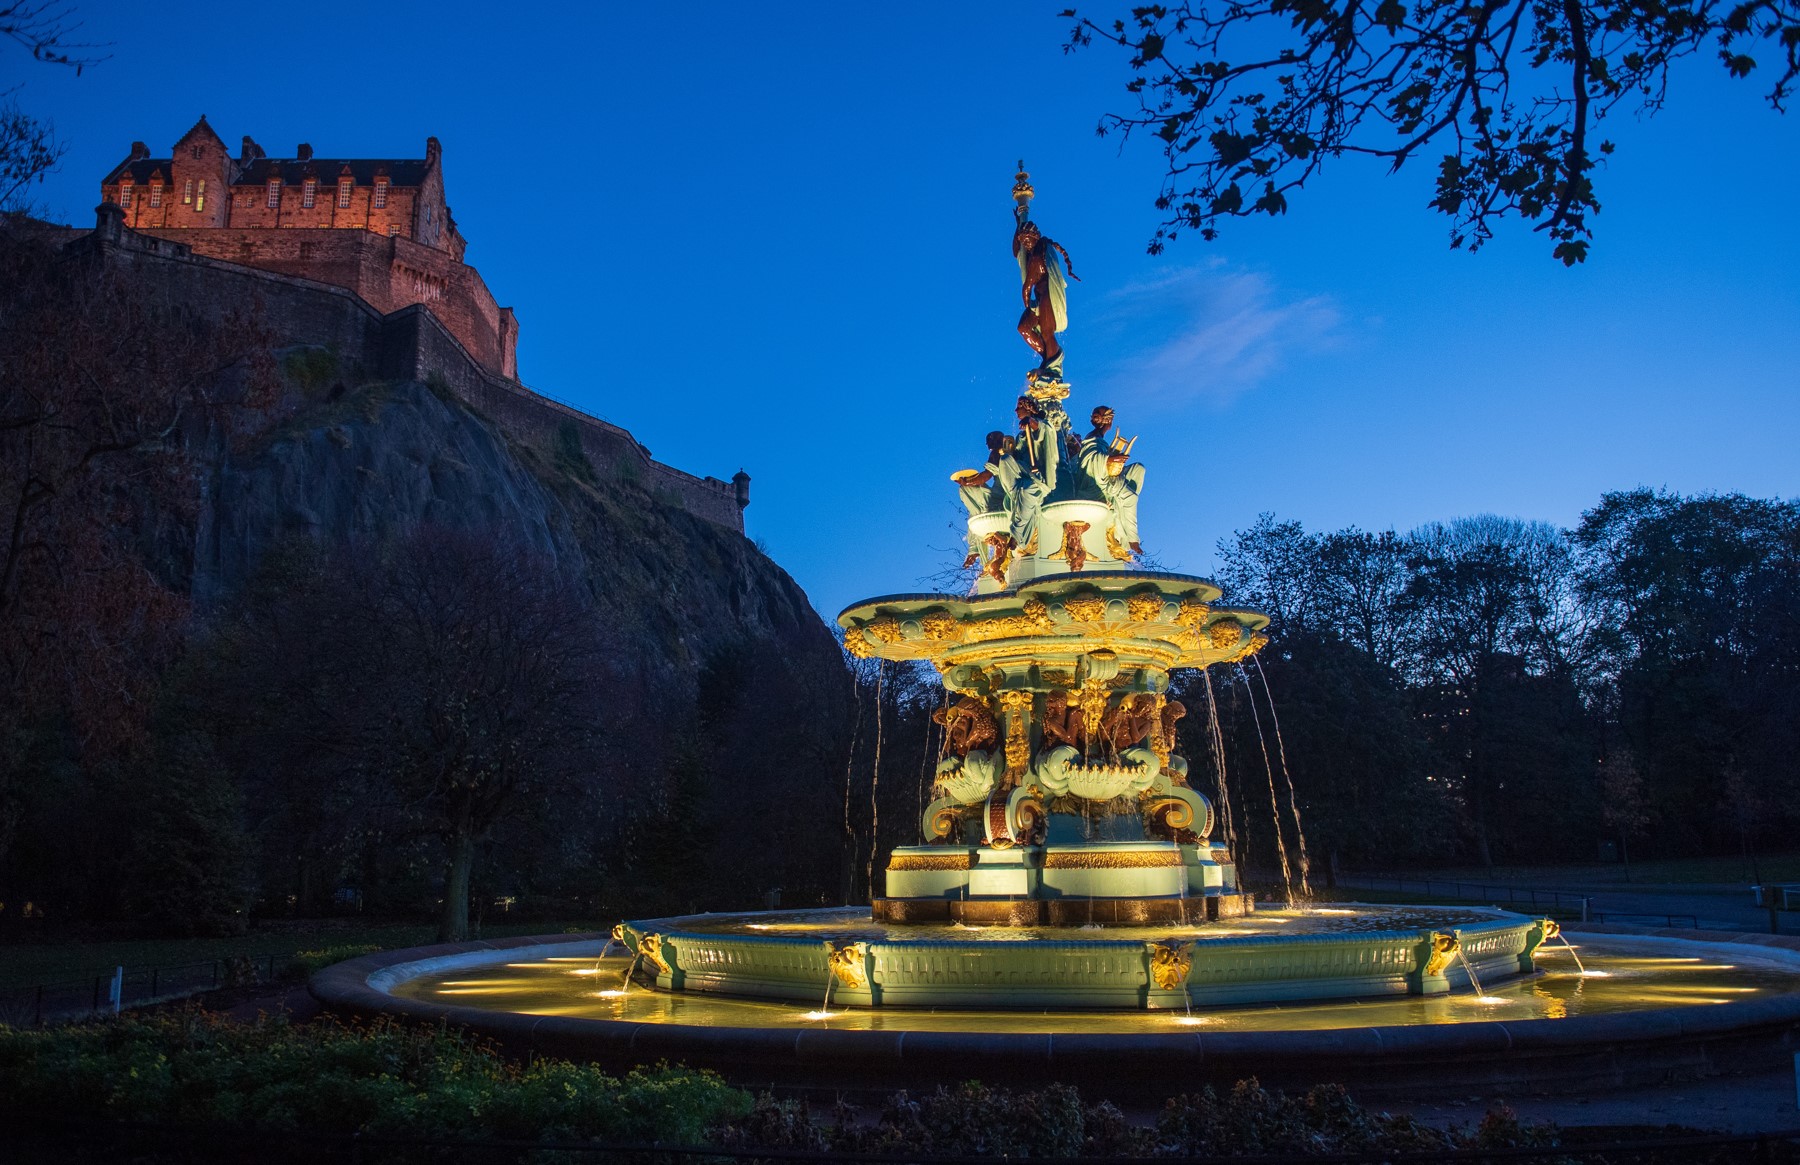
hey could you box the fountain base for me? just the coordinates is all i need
[873,894,1254,925]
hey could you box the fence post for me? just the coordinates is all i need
[109,966,123,1015]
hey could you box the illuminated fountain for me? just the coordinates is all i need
[312,170,1800,1095]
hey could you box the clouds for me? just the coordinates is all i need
[1085,261,1345,407]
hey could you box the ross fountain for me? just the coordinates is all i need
[312,168,1800,1098]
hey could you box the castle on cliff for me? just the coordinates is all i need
[86,116,748,532]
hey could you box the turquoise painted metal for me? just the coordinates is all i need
[615,908,1555,1010]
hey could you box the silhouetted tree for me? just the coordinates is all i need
[1064,0,1797,262]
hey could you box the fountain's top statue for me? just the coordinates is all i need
[1011,161,1080,395]
[838,166,1270,891]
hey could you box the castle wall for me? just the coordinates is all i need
[140,227,515,378]
[71,208,744,534]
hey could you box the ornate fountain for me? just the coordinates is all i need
[606,168,1556,1009]
[838,163,1267,926]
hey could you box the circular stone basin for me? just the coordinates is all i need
[312,908,1800,1098]
[610,906,1552,1011]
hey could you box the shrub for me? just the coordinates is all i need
[0,1011,749,1144]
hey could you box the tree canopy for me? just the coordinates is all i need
[1063,0,1798,262]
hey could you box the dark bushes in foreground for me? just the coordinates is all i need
[0,1009,1573,1157]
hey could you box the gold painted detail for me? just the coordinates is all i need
[1105,525,1132,562]
[1078,679,1109,740]
[998,690,1034,779]
[609,923,626,945]
[823,941,870,990]
[638,932,673,976]
[1064,594,1106,623]
[1144,796,1194,831]
[1176,598,1212,628]
[1423,932,1460,979]
[844,627,872,659]
[1127,593,1164,622]
[865,615,904,644]
[1541,918,1561,940]
[1148,940,1196,991]
[1042,850,1183,869]
[920,611,959,641]
[927,806,960,839]
[1208,621,1244,650]
[890,853,971,871]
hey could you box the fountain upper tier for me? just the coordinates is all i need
[839,572,1269,677]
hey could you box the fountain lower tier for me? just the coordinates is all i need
[616,906,1555,1011]
[873,839,1251,925]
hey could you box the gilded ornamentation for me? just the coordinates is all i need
[844,627,872,659]
[1048,521,1091,571]
[823,941,870,990]
[927,805,960,839]
[1144,796,1194,832]
[1104,525,1132,561]
[864,615,904,644]
[998,690,1035,779]
[1424,932,1460,979]
[1064,594,1106,623]
[1208,621,1244,650]
[961,597,1055,646]
[638,932,673,976]
[1078,679,1110,740]
[1042,849,1182,869]
[1148,940,1195,990]
[1541,918,1561,940]
[1176,597,1212,628]
[1126,593,1164,622]
[890,852,971,871]
[920,611,959,641]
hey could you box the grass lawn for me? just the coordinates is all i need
[1351,852,1800,888]
[0,919,601,992]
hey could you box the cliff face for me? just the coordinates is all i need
[188,374,835,679]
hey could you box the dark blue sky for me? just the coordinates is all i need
[20,3,1798,618]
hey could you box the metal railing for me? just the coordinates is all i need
[1332,874,1595,915]
[0,952,281,1027]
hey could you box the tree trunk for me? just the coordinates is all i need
[438,831,474,942]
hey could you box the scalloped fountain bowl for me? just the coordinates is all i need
[310,905,1800,1099]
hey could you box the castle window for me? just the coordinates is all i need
[119,181,133,209]
[302,179,316,208]
[387,223,400,237]
[182,179,194,205]
[337,177,352,208]
[149,184,162,208]
[190,145,203,160]
[195,180,206,213]
[373,178,388,209]
[267,179,281,208]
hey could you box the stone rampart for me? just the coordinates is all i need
[67,206,746,533]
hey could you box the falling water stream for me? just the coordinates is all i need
[1252,657,1312,899]
[1237,664,1297,906]
[1454,942,1491,1000]
[1558,932,1590,975]
[1199,671,1240,867]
